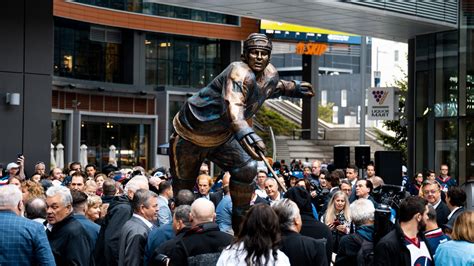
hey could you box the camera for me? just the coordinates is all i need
[373,184,407,211]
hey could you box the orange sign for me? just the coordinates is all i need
[296,42,328,56]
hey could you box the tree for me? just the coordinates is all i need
[319,102,334,123]
[376,72,408,164]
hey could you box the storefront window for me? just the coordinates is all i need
[81,121,150,169]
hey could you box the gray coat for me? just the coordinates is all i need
[118,215,152,266]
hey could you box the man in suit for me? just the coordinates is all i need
[94,175,149,266]
[273,198,328,266]
[45,185,95,265]
[118,189,159,266]
[445,186,466,231]
[421,180,450,227]
[0,185,55,265]
[157,181,173,226]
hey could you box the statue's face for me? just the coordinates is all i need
[246,48,270,73]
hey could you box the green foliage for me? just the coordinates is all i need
[376,72,408,164]
[319,102,334,123]
[255,106,300,155]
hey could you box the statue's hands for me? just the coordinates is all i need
[299,81,314,97]
[236,131,266,160]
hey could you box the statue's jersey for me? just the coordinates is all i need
[174,61,281,147]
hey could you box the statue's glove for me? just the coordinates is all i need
[235,128,266,160]
[293,80,315,98]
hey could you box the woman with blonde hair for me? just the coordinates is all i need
[435,210,474,265]
[321,190,351,251]
[85,195,102,223]
[21,180,44,202]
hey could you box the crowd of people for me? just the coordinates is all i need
[0,155,473,266]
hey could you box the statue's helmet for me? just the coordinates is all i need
[243,33,272,53]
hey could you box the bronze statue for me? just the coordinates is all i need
[170,33,314,230]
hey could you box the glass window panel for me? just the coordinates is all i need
[54,18,123,83]
[434,31,458,117]
[434,119,458,178]
[205,64,220,84]
[173,39,190,62]
[206,42,218,62]
[466,30,474,115]
[71,1,239,25]
[190,63,206,88]
[466,120,474,179]
[172,61,190,86]
[157,60,170,86]
[145,58,158,85]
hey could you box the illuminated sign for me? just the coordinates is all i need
[295,42,328,56]
[260,20,361,45]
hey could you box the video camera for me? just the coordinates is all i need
[373,184,407,211]
[373,184,408,244]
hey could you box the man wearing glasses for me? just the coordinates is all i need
[421,180,450,228]
[436,164,456,192]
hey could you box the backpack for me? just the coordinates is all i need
[354,233,374,266]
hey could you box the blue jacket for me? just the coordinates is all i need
[0,210,55,265]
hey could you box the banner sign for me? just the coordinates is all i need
[260,20,361,45]
[367,87,398,120]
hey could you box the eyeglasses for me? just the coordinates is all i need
[423,190,439,195]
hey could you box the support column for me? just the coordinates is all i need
[302,54,319,140]
[0,0,52,174]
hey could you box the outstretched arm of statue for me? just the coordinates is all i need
[276,79,315,98]
[224,71,266,160]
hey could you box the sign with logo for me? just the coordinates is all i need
[367,87,398,120]
[295,42,328,56]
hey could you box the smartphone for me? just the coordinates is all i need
[17,153,23,158]
[332,220,340,226]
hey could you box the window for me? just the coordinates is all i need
[341,90,347,107]
[321,90,327,106]
[145,33,222,88]
[74,0,240,26]
[54,19,124,83]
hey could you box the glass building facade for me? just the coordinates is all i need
[145,34,223,88]
[410,1,474,183]
[54,18,127,83]
[73,0,239,25]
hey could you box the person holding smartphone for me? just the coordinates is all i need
[321,191,351,251]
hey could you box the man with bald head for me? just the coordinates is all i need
[169,198,233,265]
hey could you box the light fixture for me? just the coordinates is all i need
[6,93,20,106]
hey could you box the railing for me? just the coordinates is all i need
[268,126,276,161]
[291,128,326,140]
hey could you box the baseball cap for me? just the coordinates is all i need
[153,171,165,179]
[6,162,20,171]
[289,171,304,179]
